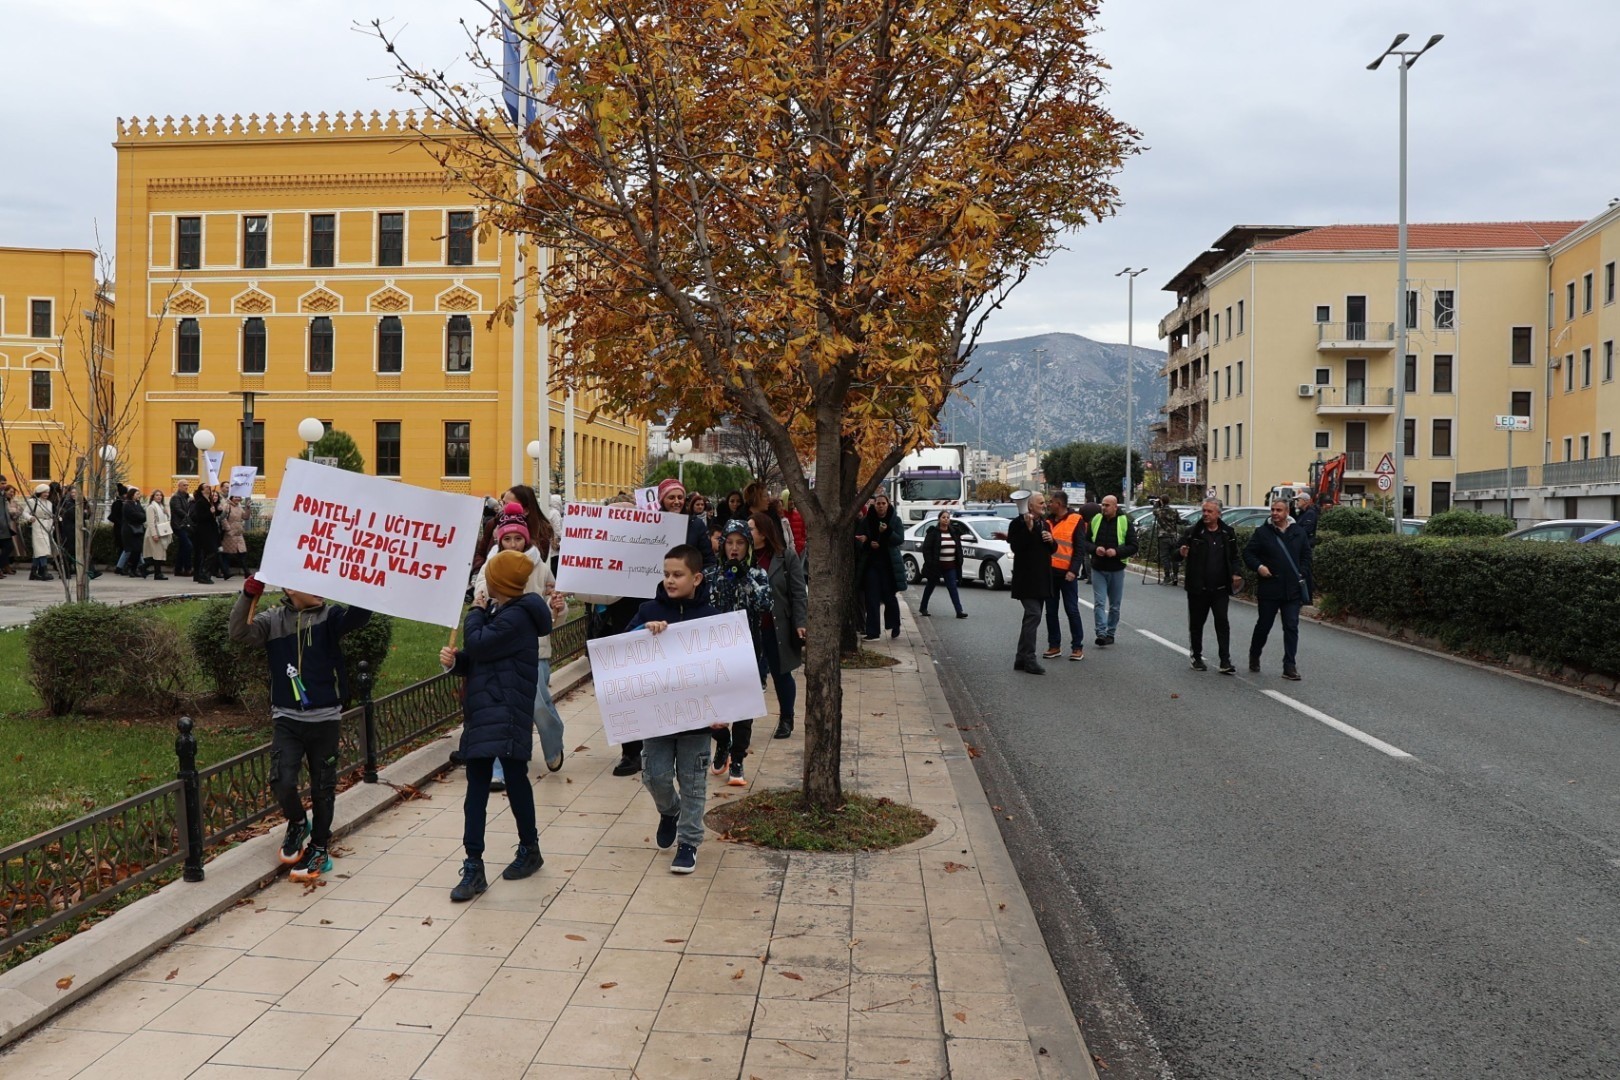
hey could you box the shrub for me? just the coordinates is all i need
[1423,510,1514,537]
[27,603,133,715]
[108,617,192,713]
[341,613,394,704]
[1317,506,1389,536]
[1316,535,1620,675]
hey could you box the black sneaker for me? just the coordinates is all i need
[956,612,969,619]
[288,844,331,883]
[727,759,746,787]
[1022,661,1046,675]
[1249,657,1261,673]
[671,843,698,874]
[773,719,793,739]
[1190,657,1207,671]
[279,816,309,866]
[1219,660,1236,675]
[1282,667,1302,682]
[711,747,730,776]
[502,845,544,880]
[656,814,678,850]
[1094,635,1107,646]
[1103,635,1116,646]
[450,859,487,902]
[612,754,642,777]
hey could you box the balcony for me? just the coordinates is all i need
[1315,386,1395,415]
[1545,457,1620,487]
[1316,322,1397,350]
[1157,292,1210,339]
[1456,465,1540,493]
[1166,376,1208,411]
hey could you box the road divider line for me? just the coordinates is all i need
[1262,689,1414,760]
[1135,628,1191,657]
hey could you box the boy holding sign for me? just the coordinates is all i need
[627,544,724,873]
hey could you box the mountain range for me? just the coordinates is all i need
[939,332,1166,458]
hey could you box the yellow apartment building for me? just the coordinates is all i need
[112,110,644,501]
[0,247,109,486]
[1187,222,1582,517]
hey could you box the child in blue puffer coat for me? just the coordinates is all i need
[439,549,553,902]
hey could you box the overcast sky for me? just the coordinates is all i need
[4,0,1617,347]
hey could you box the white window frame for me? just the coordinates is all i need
[1314,303,1331,324]
[306,316,336,375]
[1566,280,1576,321]
[307,212,338,269]
[175,216,203,271]
[1509,325,1534,366]
[1314,430,1331,451]
[1236,300,1245,336]
[29,368,53,411]
[1583,272,1594,313]
[239,316,267,375]
[1604,340,1615,383]
[241,213,270,270]
[174,316,202,376]
[445,314,474,373]
[1563,436,1574,462]
[1313,366,1331,386]
[1582,346,1593,388]
[1434,289,1455,330]
[1605,262,1616,306]
[1430,417,1454,460]
[1580,433,1591,460]
[27,296,54,339]
[1432,353,1454,394]
[1603,431,1613,458]
[376,315,405,374]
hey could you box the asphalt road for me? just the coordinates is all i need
[917,568,1620,1080]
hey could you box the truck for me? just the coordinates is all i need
[890,442,969,524]
[1266,455,1347,510]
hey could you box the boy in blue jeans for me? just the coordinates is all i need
[628,545,724,873]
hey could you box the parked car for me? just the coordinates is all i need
[900,515,1012,589]
[1577,521,1620,545]
[1398,518,1427,536]
[1503,519,1617,542]
[962,502,1020,520]
[1218,506,1275,529]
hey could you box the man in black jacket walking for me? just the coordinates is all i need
[1178,500,1243,673]
[1243,499,1312,680]
[1006,492,1056,674]
[170,481,194,577]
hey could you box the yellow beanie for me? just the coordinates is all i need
[484,550,531,600]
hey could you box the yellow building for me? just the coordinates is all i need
[112,110,643,501]
[0,247,109,486]
[1184,221,1583,517]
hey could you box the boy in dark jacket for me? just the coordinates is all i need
[230,576,372,882]
[440,549,554,901]
[628,545,723,873]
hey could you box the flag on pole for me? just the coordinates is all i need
[500,0,541,129]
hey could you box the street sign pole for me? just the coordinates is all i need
[1506,428,1513,526]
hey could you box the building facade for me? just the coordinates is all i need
[0,247,108,486]
[112,110,643,501]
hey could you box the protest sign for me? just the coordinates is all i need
[256,459,483,627]
[589,610,768,744]
[634,486,659,511]
[228,466,258,498]
[554,502,688,598]
[203,451,224,486]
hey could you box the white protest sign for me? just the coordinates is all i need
[203,451,224,486]
[634,486,660,510]
[589,610,768,744]
[256,459,484,627]
[554,502,688,598]
[228,466,258,498]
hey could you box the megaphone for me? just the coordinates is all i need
[1011,489,1033,514]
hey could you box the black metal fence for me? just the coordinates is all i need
[0,613,588,955]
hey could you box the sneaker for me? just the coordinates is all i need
[1013,659,1027,671]
[502,845,544,880]
[1095,635,1107,646]
[489,775,507,793]
[279,816,309,866]
[450,858,487,902]
[656,814,678,850]
[1190,656,1207,671]
[1103,635,1116,646]
[711,748,730,775]
[1282,667,1302,682]
[728,759,747,786]
[1249,656,1261,673]
[956,612,969,619]
[1219,660,1236,675]
[773,719,793,739]
[545,748,565,772]
[1070,648,1084,662]
[612,753,642,777]
[1022,661,1046,675]
[671,843,698,874]
[288,844,332,883]
[1043,647,1061,659]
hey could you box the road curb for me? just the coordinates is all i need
[0,659,594,1050]
[904,619,1101,1080]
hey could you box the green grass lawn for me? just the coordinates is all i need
[0,597,455,849]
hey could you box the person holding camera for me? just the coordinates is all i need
[1243,499,1312,681]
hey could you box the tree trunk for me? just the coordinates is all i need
[801,506,848,811]
[837,437,862,655]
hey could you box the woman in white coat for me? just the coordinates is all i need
[22,484,56,580]
[143,489,172,581]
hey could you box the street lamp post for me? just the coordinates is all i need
[1369,32,1444,532]
[526,439,545,495]
[1116,267,1148,504]
[99,444,118,527]
[669,437,695,487]
[298,417,324,462]
[192,428,215,485]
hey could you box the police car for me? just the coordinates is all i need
[899,515,1013,589]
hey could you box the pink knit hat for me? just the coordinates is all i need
[656,477,686,505]
[494,501,530,545]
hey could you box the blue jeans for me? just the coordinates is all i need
[494,658,565,784]
[642,730,711,848]
[1251,597,1301,669]
[1091,569,1125,638]
[920,567,963,615]
[1045,570,1085,649]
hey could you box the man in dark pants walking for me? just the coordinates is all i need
[1293,491,1319,600]
[1178,499,1243,673]
[1243,499,1312,680]
[170,481,194,577]
[1005,491,1056,674]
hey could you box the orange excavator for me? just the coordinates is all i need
[1308,454,1347,508]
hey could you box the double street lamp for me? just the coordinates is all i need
[669,437,695,486]
[1116,267,1148,504]
[1369,32,1443,530]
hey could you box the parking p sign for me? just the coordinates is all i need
[1178,456,1199,484]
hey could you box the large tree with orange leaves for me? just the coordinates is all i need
[381,0,1137,808]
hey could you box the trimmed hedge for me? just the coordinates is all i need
[1423,510,1514,537]
[1317,506,1389,536]
[1316,535,1620,675]
[26,603,188,716]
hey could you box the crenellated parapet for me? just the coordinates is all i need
[114,109,487,142]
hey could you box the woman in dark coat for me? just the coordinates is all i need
[919,510,973,619]
[854,492,906,639]
[190,485,222,584]
[750,512,808,740]
[122,489,148,577]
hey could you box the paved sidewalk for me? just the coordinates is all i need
[1,611,1092,1079]
[0,571,245,627]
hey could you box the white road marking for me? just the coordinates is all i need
[1136,628,1191,657]
[1262,689,1414,760]
[1079,599,1095,609]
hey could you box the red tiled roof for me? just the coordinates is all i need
[1255,221,1585,253]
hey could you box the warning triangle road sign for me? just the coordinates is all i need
[1374,452,1396,475]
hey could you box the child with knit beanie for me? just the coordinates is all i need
[707,519,773,786]
[440,548,552,901]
